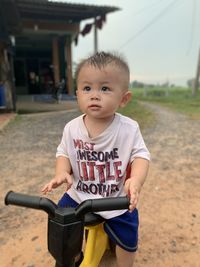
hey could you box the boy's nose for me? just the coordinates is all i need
[91,95,100,100]
[90,90,100,100]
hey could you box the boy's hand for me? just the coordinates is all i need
[41,172,73,194]
[124,178,140,211]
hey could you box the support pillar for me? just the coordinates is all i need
[52,37,60,86]
[65,36,73,95]
[0,43,15,111]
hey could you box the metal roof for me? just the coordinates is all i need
[16,0,120,23]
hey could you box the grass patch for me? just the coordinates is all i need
[17,109,52,114]
[5,114,21,128]
[119,98,155,130]
[132,87,200,119]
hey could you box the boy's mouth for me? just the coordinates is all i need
[88,104,101,110]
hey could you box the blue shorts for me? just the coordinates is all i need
[58,193,139,252]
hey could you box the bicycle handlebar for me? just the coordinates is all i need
[5,191,130,219]
[5,191,57,217]
[5,191,130,267]
[75,197,129,218]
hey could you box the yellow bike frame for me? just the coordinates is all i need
[80,223,109,267]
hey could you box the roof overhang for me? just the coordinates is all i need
[17,0,120,23]
[1,0,120,50]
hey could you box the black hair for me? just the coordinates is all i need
[75,51,130,86]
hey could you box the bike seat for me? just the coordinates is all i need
[84,212,104,226]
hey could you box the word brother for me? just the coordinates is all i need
[73,139,125,197]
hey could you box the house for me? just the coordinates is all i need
[0,0,119,110]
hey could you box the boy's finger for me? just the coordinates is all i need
[41,185,48,192]
[65,174,73,185]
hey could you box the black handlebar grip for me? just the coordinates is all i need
[5,191,57,217]
[75,196,130,218]
[91,196,129,212]
[5,191,41,207]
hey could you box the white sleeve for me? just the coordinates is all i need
[56,125,69,158]
[130,125,150,162]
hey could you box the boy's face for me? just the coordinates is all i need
[76,64,131,120]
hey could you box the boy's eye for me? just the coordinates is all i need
[101,86,110,92]
[83,86,91,92]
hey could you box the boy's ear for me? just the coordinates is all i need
[120,91,132,108]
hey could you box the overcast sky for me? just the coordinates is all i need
[52,0,200,86]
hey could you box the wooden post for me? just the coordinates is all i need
[65,36,73,95]
[192,47,200,96]
[0,43,15,111]
[94,18,98,53]
[52,37,60,86]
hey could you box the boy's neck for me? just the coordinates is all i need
[83,114,115,138]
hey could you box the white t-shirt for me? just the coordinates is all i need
[56,113,150,219]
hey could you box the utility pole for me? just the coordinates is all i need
[192,47,200,96]
[94,17,98,53]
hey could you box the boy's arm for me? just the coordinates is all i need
[124,157,149,211]
[42,156,73,194]
[55,156,72,176]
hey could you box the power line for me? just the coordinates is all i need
[119,0,181,50]
[132,0,167,17]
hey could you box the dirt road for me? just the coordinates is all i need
[0,103,199,267]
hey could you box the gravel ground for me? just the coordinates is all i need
[0,103,200,267]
